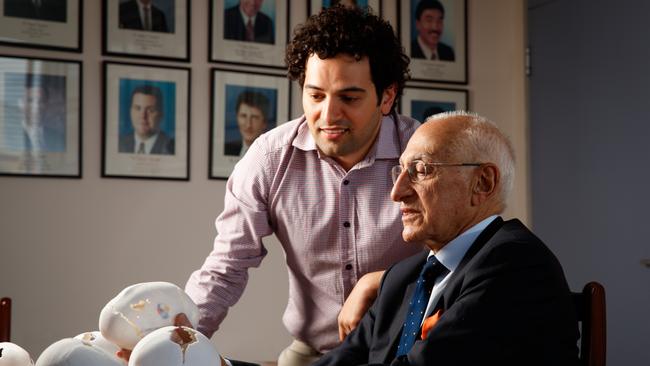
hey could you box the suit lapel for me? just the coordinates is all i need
[437,217,505,311]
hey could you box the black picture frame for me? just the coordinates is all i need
[0,55,82,178]
[308,0,382,15]
[398,0,467,84]
[400,85,468,121]
[0,0,83,52]
[209,67,290,179]
[102,61,191,181]
[102,0,191,62]
[209,0,289,68]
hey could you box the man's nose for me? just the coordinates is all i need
[321,99,342,125]
[390,169,413,202]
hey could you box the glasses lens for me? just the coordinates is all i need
[391,165,402,184]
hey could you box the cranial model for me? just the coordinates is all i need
[34,338,122,366]
[128,326,220,366]
[0,342,33,366]
[99,282,200,350]
[73,331,123,364]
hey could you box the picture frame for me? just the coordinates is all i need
[399,0,467,83]
[308,0,382,15]
[0,55,82,178]
[0,0,82,52]
[210,68,290,179]
[103,0,190,62]
[400,86,468,122]
[103,61,190,180]
[209,0,288,68]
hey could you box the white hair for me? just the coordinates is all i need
[425,111,516,207]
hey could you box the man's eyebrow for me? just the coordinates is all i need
[304,84,367,93]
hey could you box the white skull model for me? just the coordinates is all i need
[99,282,200,350]
[0,342,33,366]
[34,338,122,366]
[73,331,123,364]
[128,326,220,366]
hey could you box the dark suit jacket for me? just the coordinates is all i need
[315,218,580,366]
[4,0,67,22]
[119,0,169,32]
[223,4,274,44]
[410,39,455,61]
[224,140,243,156]
[118,132,175,155]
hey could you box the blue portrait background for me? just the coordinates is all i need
[411,100,455,122]
[224,84,277,143]
[119,78,176,138]
[119,0,176,32]
[322,0,369,9]
[224,0,275,25]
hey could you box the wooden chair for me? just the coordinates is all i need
[0,297,10,342]
[573,282,606,366]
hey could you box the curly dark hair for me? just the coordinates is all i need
[286,6,410,113]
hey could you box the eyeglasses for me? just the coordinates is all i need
[391,160,482,184]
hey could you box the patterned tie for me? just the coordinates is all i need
[137,142,145,154]
[245,18,254,41]
[395,255,447,357]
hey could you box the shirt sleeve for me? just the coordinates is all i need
[185,142,275,338]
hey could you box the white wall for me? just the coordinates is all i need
[0,0,527,362]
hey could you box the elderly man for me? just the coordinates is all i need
[315,111,579,366]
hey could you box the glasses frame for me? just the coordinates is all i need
[391,160,482,184]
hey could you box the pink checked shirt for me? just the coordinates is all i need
[185,114,423,352]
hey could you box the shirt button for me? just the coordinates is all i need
[343,221,350,228]
[345,264,353,270]
[343,180,350,185]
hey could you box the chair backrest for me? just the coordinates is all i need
[0,297,10,342]
[572,282,606,366]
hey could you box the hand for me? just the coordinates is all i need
[116,312,195,361]
[337,270,384,341]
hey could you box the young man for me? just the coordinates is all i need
[185,6,422,366]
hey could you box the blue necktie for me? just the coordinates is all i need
[396,255,446,357]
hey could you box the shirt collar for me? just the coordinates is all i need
[417,36,437,60]
[430,215,499,272]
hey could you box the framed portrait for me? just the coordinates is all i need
[400,86,467,122]
[309,0,381,15]
[209,0,288,68]
[210,68,290,179]
[103,0,190,61]
[0,0,82,52]
[0,55,81,178]
[103,61,190,180]
[399,0,467,83]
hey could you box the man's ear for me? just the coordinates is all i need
[471,163,499,206]
[380,84,397,115]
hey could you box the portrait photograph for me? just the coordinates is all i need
[0,55,81,177]
[209,0,288,68]
[309,0,381,15]
[103,62,190,180]
[103,0,190,61]
[0,0,82,52]
[399,0,467,83]
[400,85,467,122]
[210,68,289,179]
